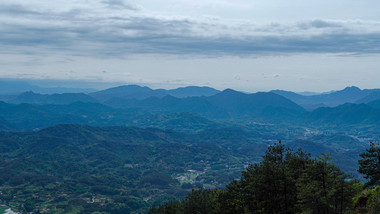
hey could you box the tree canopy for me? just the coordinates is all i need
[149,141,361,214]
[358,142,380,187]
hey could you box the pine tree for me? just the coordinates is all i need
[358,142,380,187]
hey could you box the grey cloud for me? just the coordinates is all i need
[1,6,380,57]
[0,3,91,26]
[101,0,138,10]
[0,3,43,16]
[310,20,342,28]
[298,19,343,30]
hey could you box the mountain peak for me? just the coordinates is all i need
[112,85,151,91]
[221,88,243,95]
[342,86,361,92]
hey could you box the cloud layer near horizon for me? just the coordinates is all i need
[1,0,380,57]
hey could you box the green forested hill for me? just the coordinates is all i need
[0,125,253,213]
[128,112,224,132]
[0,124,370,213]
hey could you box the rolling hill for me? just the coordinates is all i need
[0,124,251,213]
[304,103,380,125]
[128,112,223,132]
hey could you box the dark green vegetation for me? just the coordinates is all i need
[358,142,380,187]
[149,142,380,214]
[0,124,372,213]
[0,125,256,213]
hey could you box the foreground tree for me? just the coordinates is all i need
[358,142,380,187]
[236,141,311,214]
[354,142,380,213]
[353,186,380,214]
[149,142,360,214]
[297,153,359,213]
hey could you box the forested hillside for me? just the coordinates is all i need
[149,142,380,214]
[0,125,254,213]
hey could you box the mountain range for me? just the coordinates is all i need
[3,83,380,108]
[0,84,379,131]
[272,86,380,110]
[90,85,221,102]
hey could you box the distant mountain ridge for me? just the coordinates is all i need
[10,91,98,105]
[0,88,307,130]
[208,89,305,113]
[355,91,380,104]
[3,83,380,112]
[0,79,95,94]
[367,99,380,109]
[272,86,380,110]
[0,84,379,130]
[304,103,380,125]
[103,88,306,120]
[90,85,221,101]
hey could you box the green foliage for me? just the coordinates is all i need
[24,200,36,213]
[0,123,374,213]
[149,201,183,214]
[358,142,380,187]
[354,142,380,213]
[149,188,222,214]
[297,153,359,213]
[0,125,249,213]
[0,207,10,214]
[353,186,380,214]
[151,142,361,214]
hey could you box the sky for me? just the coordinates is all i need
[1,0,380,92]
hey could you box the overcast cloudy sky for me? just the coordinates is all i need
[1,0,380,92]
